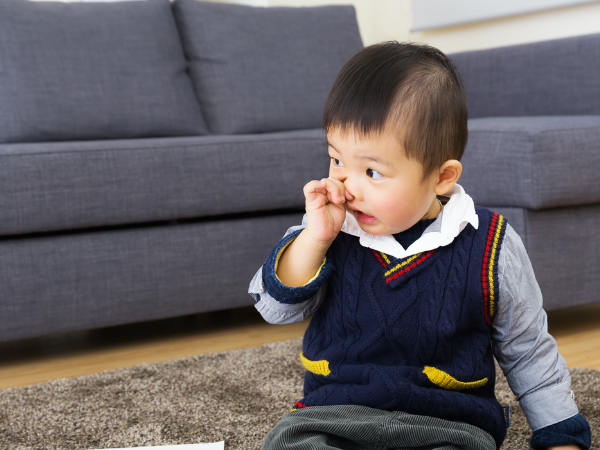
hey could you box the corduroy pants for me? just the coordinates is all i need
[261,405,496,450]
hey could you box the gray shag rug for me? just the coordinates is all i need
[0,338,598,450]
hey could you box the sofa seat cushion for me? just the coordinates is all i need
[0,0,207,144]
[172,0,363,134]
[460,116,600,209]
[0,130,329,237]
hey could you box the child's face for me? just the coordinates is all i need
[327,125,440,236]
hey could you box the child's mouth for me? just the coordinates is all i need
[348,206,377,225]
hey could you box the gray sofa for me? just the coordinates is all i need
[0,0,598,342]
[0,0,362,342]
[451,34,600,311]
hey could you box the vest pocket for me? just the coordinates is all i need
[423,366,487,390]
[300,352,331,376]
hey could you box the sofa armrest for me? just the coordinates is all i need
[449,33,600,118]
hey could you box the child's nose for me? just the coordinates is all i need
[341,178,357,201]
[331,172,357,201]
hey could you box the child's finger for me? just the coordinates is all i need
[303,179,324,194]
[303,179,329,205]
[322,177,346,204]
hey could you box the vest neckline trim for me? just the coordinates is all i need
[372,248,438,285]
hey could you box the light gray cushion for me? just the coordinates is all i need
[0,130,328,236]
[450,33,600,118]
[0,0,207,143]
[460,116,600,209]
[172,0,363,134]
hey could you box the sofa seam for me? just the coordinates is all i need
[0,136,326,159]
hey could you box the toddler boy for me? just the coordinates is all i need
[248,42,591,450]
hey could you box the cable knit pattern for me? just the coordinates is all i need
[298,207,508,447]
[530,413,591,450]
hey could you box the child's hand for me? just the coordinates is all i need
[303,177,347,245]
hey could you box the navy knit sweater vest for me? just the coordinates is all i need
[275,207,509,447]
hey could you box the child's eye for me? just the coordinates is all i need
[366,168,383,179]
[331,157,344,168]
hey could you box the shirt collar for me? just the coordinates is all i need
[337,183,478,259]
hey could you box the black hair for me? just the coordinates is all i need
[322,41,468,178]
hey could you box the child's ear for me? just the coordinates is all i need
[434,160,462,195]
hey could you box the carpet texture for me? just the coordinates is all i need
[0,338,597,449]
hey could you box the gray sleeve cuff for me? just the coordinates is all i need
[249,266,324,325]
[520,378,579,431]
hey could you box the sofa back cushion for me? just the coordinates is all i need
[450,33,600,118]
[0,0,207,143]
[172,0,363,134]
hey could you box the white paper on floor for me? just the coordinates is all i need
[91,443,225,450]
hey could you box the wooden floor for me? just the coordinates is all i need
[1,302,599,390]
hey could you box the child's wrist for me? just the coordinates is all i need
[274,229,331,288]
[300,228,335,253]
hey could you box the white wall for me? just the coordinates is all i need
[411,1,600,53]
[38,0,600,53]
[267,0,600,53]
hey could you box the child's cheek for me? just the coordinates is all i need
[376,193,406,221]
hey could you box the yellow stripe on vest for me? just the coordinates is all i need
[384,253,420,277]
[487,214,504,318]
[423,366,488,390]
[300,352,331,376]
